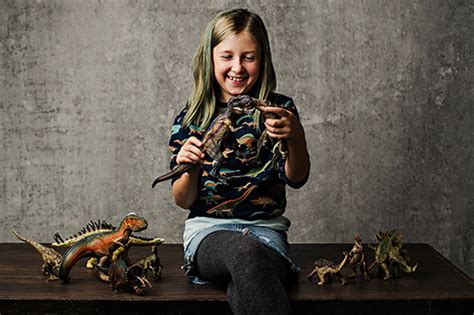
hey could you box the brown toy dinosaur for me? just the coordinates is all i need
[347,235,369,280]
[12,230,63,281]
[94,259,152,295]
[307,252,349,285]
[152,95,258,187]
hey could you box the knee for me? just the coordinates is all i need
[230,239,272,272]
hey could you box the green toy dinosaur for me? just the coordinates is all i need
[368,230,418,280]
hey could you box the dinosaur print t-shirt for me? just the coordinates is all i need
[167,93,307,220]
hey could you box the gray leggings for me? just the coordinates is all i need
[195,230,292,315]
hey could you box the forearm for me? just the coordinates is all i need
[284,129,310,183]
[172,167,200,209]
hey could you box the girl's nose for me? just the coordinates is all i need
[231,59,243,73]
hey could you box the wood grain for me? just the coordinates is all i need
[0,243,472,314]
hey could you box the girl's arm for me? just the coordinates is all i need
[263,107,310,183]
[171,137,204,209]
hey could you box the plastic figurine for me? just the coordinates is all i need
[94,259,151,295]
[57,212,148,282]
[368,230,418,280]
[130,245,163,280]
[347,235,369,280]
[152,95,258,187]
[307,252,349,285]
[12,230,63,281]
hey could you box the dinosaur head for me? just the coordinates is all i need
[120,212,148,232]
[228,95,261,115]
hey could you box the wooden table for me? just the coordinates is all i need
[0,243,472,314]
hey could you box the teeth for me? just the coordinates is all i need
[229,76,244,82]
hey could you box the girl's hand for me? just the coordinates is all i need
[263,107,304,142]
[176,137,205,165]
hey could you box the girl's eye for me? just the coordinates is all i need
[221,55,232,60]
[244,55,256,61]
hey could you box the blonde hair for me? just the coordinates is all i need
[183,8,276,129]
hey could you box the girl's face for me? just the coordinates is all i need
[212,31,261,102]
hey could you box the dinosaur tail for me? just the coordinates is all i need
[58,243,93,283]
[152,163,193,188]
[12,230,45,253]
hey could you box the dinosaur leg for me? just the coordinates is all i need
[337,273,347,285]
[209,160,229,185]
[306,267,318,280]
[380,263,391,280]
[86,257,98,269]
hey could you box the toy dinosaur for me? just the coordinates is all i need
[307,252,349,285]
[58,212,148,282]
[368,230,417,280]
[12,230,63,281]
[94,259,151,295]
[129,244,163,280]
[347,235,369,280]
[152,95,258,187]
[52,220,164,269]
[251,98,290,171]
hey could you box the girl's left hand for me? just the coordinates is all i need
[263,106,303,142]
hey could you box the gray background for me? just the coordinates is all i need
[1,0,472,278]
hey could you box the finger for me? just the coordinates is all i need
[265,125,289,136]
[265,118,287,128]
[265,130,286,140]
[186,136,203,148]
[185,144,205,159]
[263,106,291,117]
[177,150,203,164]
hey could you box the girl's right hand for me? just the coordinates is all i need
[176,136,205,165]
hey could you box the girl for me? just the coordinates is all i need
[167,8,310,314]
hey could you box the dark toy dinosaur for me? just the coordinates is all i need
[152,95,260,187]
[94,258,152,295]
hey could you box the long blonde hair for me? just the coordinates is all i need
[183,8,276,129]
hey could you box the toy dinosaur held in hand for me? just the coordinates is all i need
[152,95,259,187]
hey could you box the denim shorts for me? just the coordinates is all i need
[182,223,300,285]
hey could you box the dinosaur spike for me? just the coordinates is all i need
[57,233,64,243]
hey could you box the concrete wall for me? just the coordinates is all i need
[1,0,472,277]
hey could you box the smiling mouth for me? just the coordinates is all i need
[228,75,246,82]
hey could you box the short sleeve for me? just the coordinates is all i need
[167,108,203,171]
